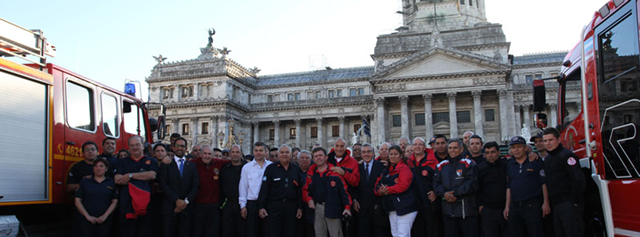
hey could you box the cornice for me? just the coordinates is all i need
[370,70,510,84]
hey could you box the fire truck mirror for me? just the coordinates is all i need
[534,113,548,128]
[149,117,158,132]
[532,80,546,112]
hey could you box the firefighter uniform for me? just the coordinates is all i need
[434,155,479,237]
[545,143,586,237]
[506,156,545,237]
[116,156,159,237]
[220,161,246,237]
[477,157,508,237]
[258,161,303,237]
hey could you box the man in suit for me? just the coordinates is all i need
[159,137,200,237]
[353,143,388,237]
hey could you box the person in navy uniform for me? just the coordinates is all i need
[353,143,388,237]
[99,137,118,178]
[434,139,479,237]
[375,145,418,237]
[68,141,100,194]
[476,142,508,237]
[295,150,316,237]
[543,128,585,237]
[303,147,352,237]
[220,145,247,237]
[74,157,118,237]
[503,136,550,237]
[258,144,303,237]
[159,137,199,237]
[114,136,159,237]
[466,135,485,165]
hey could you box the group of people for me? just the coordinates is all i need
[67,127,586,237]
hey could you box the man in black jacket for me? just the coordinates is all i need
[159,137,199,237]
[353,143,388,237]
[543,128,585,237]
[220,145,247,237]
[476,142,508,237]
[434,139,479,237]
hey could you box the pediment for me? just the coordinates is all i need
[373,47,510,79]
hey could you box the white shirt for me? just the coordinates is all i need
[238,159,272,209]
[174,156,186,172]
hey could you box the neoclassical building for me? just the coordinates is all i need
[146,0,580,152]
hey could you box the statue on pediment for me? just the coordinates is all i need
[207,28,216,48]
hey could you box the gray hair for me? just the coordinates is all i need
[397,137,410,145]
[412,137,426,145]
[362,143,375,153]
[298,150,311,159]
[448,138,463,147]
[380,142,391,148]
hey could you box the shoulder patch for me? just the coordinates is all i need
[436,160,450,170]
[262,176,267,182]
[567,157,577,166]
[539,169,545,177]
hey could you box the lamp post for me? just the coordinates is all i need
[218,131,225,148]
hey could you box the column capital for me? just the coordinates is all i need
[273,120,280,125]
[447,92,457,101]
[399,95,409,105]
[210,115,218,121]
[422,93,432,101]
[171,118,178,123]
[375,97,386,104]
[252,121,260,126]
[338,116,345,121]
[361,115,369,120]
[498,89,508,98]
[294,119,301,124]
[472,90,482,99]
[191,117,198,122]
[316,117,323,124]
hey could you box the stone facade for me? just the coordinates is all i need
[146,0,580,152]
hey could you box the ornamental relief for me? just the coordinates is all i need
[473,77,503,86]
[377,83,406,93]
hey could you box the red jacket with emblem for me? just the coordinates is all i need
[407,149,438,208]
[302,164,352,219]
[193,158,230,204]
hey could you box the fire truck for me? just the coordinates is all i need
[533,0,640,236]
[0,17,165,230]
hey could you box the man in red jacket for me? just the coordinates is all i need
[327,138,360,189]
[193,146,230,237]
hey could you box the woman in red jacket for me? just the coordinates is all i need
[375,145,418,237]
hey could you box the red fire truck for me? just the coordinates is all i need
[533,0,640,236]
[0,17,165,226]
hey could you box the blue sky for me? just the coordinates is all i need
[2,0,603,99]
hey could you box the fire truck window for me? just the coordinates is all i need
[123,101,140,135]
[561,71,582,129]
[66,81,95,131]
[596,9,640,179]
[101,93,119,137]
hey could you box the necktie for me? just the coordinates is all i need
[365,163,370,181]
[179,159,184,177]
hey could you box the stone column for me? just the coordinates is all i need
[339,116,345,140]
[376,97,387,143]
[274,120,280,147]
[549,103,558,128]
[295,119,301,148]
[423,94,433,140]
[193,83,199,100]
[472,90,484,138]
[523,105,531,131]
[447,92,458,138]
[253,121,260,145]
[316,117,324,148]
[515,106,522,134]
[498,89,509,142]
[172,118,179,135]
[400,95,410,139]
[191,117,199,145]
[211,116,219,147]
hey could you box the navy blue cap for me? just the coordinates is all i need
[530,132,543,142]
[509,136,527,146]
[428,137,436,144]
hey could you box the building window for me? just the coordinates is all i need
[332,126,340,137]
[163,88,173,99]
[288,93,294,101]
[311,127,318,138]
[460,0,465,4]
[535,73,543,80]
[267,95,273,103]
[269,129,275,140]
[328,90,335,98]
[358,88,365,95]
[392,115,402,127]
[350,89,357,97]
[182,123,190,135]
[354,124,361,133]
[457,111,471,123]
[290,128,296,139]
[485,109,495,122]
[201,122,209,134]
[525,74,534,84]
[433,112,450,123]
[165,125,171,136]
[274,94,280,102]
[181,85,193,98]
[307,92,314,99]
[337,90,342,97]
[295,93,301,100]
[550,72,560,78]
[316,91,321,99]
[415,113,425,126]
[469,0,473,6]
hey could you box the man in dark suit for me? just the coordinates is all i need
[353,143,389,237]
[159,137,199,237]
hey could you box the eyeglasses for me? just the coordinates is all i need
[84,148,97,152]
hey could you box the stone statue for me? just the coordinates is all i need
[153,54,167,64]
[521,123,531,142]
[207,28,216,48]
[352,132,358,146]
[221,47,231,57]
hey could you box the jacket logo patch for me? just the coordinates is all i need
[293,180,299,186]
[262,176,267,182]
[394,178,399,184]
[214,168,219,175]
[539,169,545,177]
[422,170,428,176]
[567,157,577,166]
[145,160,151,165]
[456,169,463,177]
[330,180,336,187]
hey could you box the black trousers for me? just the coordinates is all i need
[75,215,112,237]
[508,199,543,237]
[194,203,221,237]
[480,207,507,237]
[265,201,298,237]
[120,214,151,237]
[357,206,392,237]
[221,201,245,237]
[246,200,264,237]
[552,201,584,237]
[162,211,193,237]
[442,216,479,237]
[411,205,440,237]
